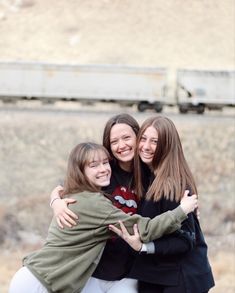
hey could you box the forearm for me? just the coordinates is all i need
[117,206,187,243]
[144,214,197,255]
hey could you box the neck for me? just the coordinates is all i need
[118,161,132,172]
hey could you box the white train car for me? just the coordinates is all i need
[0,61,168,112]
[177,69,235,114]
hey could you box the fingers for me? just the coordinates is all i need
[119,221,129,234]
[51,185,64,198]
[64,198,77,204]
[59,209,78,227]
[64,198,78,220]
[108,224,122,236]
[180,191,198,214]
[183,190,190,198]
[56,217,64,229]
[52,197,78,228]
[191,193,199,199]
[133,223,140,236]
[110,221,133,241]
[65,208,79,221]
[56,185,64,190]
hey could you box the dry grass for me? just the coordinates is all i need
[0,105,234,292]
[0,1,234,291]
[2,248,234,292]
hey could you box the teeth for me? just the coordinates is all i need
[97,175,108,179]
[118,148,132,155]
[141,152,153,158]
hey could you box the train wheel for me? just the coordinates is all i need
[137,102,149,112]
[179,105,188,114]
[196,105,205,114]
[153,102,163,113]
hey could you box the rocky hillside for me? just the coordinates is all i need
[0,0,234,70]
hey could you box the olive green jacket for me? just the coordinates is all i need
[24,191,187,293]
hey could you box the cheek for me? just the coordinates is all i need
[152,144,157,152]
[110,144,116,154]
[131,138,136,148]
[111,146,120,159]
[138,142,143,152]
[84,168,92,180]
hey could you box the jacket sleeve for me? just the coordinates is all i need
[94,196,187,243]
[151,212,197,256]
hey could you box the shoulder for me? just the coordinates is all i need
[67,191,113,213]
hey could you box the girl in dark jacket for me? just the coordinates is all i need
[109,115,215,293]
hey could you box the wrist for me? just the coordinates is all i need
[50,197,60,208]
[138,243,143,252]
[139,243,147,254]
[139,242,155,254]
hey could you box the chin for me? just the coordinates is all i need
[100,181,110,186]
[142,159,152,165]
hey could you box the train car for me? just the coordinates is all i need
[0,61,168,112]
[176,69,235,114]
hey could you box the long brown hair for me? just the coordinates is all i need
[102,113,140,165]
[134,116,197,202]
[62,142,110,196]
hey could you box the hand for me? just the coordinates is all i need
[50,185,64,200]
[52,198,78,229]
[180,190,198,215]
[109,221,143,252]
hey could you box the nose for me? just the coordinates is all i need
[117,139,126,149]
[98,163,108,172]
[142,140,151,150]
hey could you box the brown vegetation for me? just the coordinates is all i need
[0,104,235,292]
[0,0,234,291]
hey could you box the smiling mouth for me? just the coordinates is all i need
[140,151,153,159]
[118,149,132,155]
[97,174,110,179]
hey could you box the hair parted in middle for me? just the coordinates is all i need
[62,142,110,196]
[134,115,197,202]
[102,113,140,164]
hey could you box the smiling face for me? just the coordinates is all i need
[138,125,158,167]
[84,150,111,188]
[110,123,137,171]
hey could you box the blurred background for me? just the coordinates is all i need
[0,0,234,292]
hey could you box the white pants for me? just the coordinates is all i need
[81,277,138,293]
[9,266,48,293]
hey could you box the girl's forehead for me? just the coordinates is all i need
[87,149,108,162]
[143,125,158,136]
[111,123,135,135]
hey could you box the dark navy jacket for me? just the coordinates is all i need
[129,196,215,293]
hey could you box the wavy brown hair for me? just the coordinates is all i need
[102,113,140,165]
[62,142,110,196]
[134,116,197,202]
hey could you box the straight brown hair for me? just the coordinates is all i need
[102,113,140,165]
[62,142,110,196]
[134,116,197,202]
